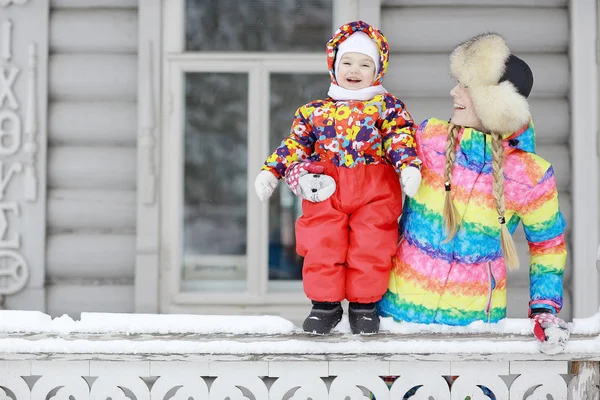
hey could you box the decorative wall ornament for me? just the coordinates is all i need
[23,43,38,202]
[0,0,29,7]
[140,41,156,205]
[0,250,29,295]
[0,66,19,110]
[0,20,12,61]
[0,9,31,300]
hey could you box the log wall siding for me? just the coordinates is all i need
[381,1,572,320]
[46,2,138,317]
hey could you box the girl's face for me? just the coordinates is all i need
[337,52,376,90]
[450,83,485,131]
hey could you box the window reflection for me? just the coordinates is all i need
[185,0,333,52]
[268,73,331,284]
[183,72,248,291]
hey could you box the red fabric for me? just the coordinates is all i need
[296,162,403,303]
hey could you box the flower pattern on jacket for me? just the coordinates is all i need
[262,21,421,178]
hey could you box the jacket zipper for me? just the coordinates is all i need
[485,262,495,323]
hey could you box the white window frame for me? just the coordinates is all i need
[153,0,380,310]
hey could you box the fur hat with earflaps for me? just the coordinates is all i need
[449,33,534,134]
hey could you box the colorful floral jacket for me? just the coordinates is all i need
[378,118,567,326]
[262,21,421,179]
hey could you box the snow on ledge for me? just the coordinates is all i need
[0,309,598,336]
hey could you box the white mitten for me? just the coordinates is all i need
[285,162,336,203]
[400,166,422,198]
[531,311,570,355]
[254,170,279,201]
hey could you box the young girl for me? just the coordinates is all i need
[255,21,422,335]
[378,33,569,355]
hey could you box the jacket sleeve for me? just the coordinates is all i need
[379,96,422,173]
[519,165,567,315]
[262,106,316,179]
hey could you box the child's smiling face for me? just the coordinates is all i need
[336,52,376,90]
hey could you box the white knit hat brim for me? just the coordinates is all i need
[334,32,380,81]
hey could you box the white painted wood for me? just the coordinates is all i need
[568,362,600,400]
[23,43,39,202]
[49,101,137,146]
[50,0,137,8]
[50,9,137,53]
[46,283,134,318]
[0,357,593,399]
[382,0,567,5]
[89,361,150,400]
[30,361,90,400]
[382,7,567,53]
[404,98,570,144]
[571,0,599,318]
[536,144,570,191]
[47,147,136,190]
[47,189,135,232]
[333,0,359,30]
[385,54,568,99]
[0,361,30,400]
[0,0,49,311]
[136,0,160,313]
[358,0,381,28]
[49,54,137,101]
[46,233,135,279]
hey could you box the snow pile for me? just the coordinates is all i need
[0,311,296,335]
[1,310,600,336]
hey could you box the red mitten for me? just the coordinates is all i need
[285,162,336,202]
[531,312,570,355]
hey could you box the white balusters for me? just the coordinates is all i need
[209,362,269,400]
[268,361,329,400]
[510,361,568,400]
[389,362,451,400]
[449,362,510,400]
[89,361,150,400]
[150,361,210,400]
[0,358,592,399]
[329,361,391,400]
[0,361,31,400]
[30,361,90,400]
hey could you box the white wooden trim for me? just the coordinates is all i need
[135,0,161,313]
[571,0,599,318]
[159,0,349,311]
[333,0,359,30]
[358,0,381,27]
[2,0,48,311]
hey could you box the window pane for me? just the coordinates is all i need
[183,72,248,292]
[186,0,333,52]
[268,73,331,288]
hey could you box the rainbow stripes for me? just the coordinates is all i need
[378,118,567,326]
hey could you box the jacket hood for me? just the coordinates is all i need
[326,21,389,86]
[505,118,535,153]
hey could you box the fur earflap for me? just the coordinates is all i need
[449,33,531,134]
[469,82,531,135]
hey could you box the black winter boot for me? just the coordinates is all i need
[302,301,343,335]
[349,302,380,334]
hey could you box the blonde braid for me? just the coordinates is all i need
[442,123,461,242]
[491,132,520,270]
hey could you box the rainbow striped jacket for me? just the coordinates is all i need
[378,118,567,325]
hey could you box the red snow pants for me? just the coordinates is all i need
[296,162,403,303]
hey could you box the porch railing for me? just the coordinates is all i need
[0,311,599,399]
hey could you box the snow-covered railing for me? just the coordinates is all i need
[0,311,599,399]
